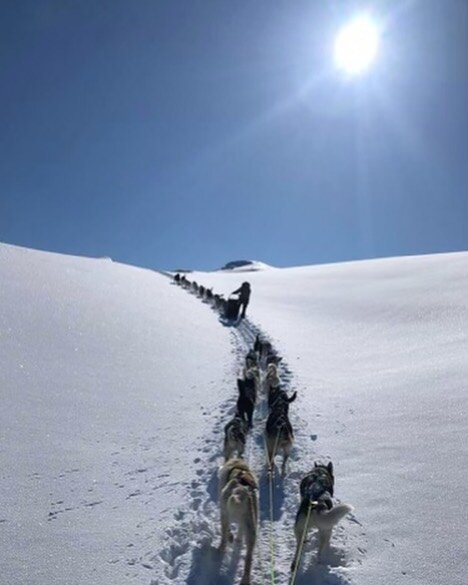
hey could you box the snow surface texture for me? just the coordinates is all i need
[1,243,467,585]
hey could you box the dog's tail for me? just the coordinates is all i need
[314,504,354,530]
[287,391,298,403]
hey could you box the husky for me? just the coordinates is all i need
[266,353,282,366]
[243,365,261,396]
[245,349,258,368]
[256,339,282,367]
[291,462,353,570]
[268,387,297,410]
[223,414,248,460]
[253,334,261,354]
[253,337,272,366]
[219,298,227,314]
[237,378,255,428]
[265,405,294,475]
[219,458,258,585]
[265,362,281,391]
[213,294,224,310]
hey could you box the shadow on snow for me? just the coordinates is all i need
[258,467,285,522]
[186,540,244,585]
[294,541,351,585]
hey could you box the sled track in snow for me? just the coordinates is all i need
[152,281,366,585]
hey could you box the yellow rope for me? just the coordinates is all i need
[267,469,276,585]
[289,502,313,585]
[263,426,281,585]
[249,488,267,585]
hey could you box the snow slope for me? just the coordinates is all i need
[1,243,467,585]
[0,244,236,584]
[192,252,468,585]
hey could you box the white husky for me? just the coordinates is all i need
[265,363,280,390]
[291,501,354,569]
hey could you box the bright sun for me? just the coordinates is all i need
[334,16,379,75]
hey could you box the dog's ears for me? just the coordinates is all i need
[314,461,318,467]
[327,461,334,475]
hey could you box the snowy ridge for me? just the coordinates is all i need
[219,260,274,272]
[157,278,365,585]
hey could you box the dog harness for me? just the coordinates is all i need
[227,467,258,491]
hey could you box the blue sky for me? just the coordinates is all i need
[1,0,467,270]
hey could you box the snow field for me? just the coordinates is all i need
[2,244,466,585]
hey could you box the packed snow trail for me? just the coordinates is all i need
[156,280,364,585]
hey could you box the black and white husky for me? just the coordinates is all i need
[291,462,353,570]
[219,458,258,585]
[265,404,294,476]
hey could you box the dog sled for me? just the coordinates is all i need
[224,296,241,321]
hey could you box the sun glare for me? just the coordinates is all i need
[334,16,379,75]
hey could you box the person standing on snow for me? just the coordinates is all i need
[232,282,251,319]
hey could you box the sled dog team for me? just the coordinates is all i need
[172,274,353,584]
[173,273,227,314]
[173,273,245,320]
[221,336,352,584]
